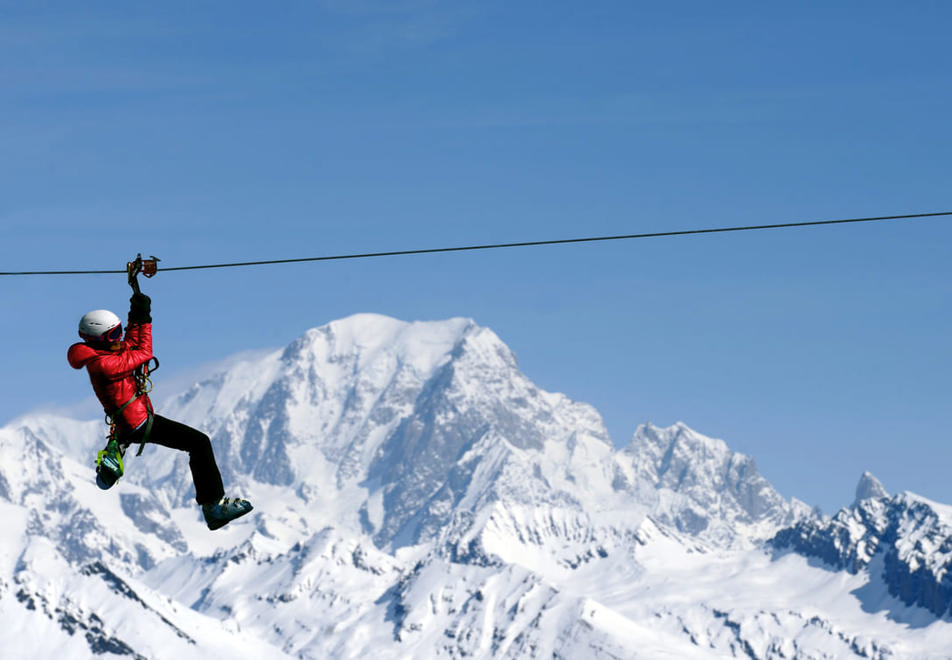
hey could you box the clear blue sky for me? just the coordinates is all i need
[2,2,950,514]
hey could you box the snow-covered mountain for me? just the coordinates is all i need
[772,472,952,618]
[1,314,950,658]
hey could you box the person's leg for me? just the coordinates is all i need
[126,415,225,505]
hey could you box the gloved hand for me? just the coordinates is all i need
[129,292,152,324]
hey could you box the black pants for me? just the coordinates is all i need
[123,415,225,505]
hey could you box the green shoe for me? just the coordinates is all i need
[95,439,125,490]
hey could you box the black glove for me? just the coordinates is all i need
[129,292,152,324]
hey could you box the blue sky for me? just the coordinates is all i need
[2,1,950,514]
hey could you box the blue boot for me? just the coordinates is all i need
[202,497,254,530]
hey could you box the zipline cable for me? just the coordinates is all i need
[1,210,949,276]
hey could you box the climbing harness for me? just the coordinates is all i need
[102,355,159,457]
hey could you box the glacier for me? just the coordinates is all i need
[1,313,950,658]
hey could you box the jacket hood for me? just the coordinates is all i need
[68,342,104,369]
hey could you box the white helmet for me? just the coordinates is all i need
[79,309,122,343]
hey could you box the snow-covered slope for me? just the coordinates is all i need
[1,314,950,658]
[0,422,292,659]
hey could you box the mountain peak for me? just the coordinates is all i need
[282,314,478,373]
[619,422,803,541]
[854,471,889,504]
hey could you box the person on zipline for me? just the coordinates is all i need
[68,289,252,530]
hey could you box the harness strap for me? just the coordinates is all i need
[111,393,139,420]
[135,412,153,456]
[107,392,154,456]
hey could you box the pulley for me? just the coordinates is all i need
[126,253,160,295]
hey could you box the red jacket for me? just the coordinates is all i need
[68,322,154,432]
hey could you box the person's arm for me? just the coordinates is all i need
[124,292,151,348]
[87,325,152,379]
[90,294,153,379]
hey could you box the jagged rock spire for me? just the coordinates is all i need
[854,471,888,505]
